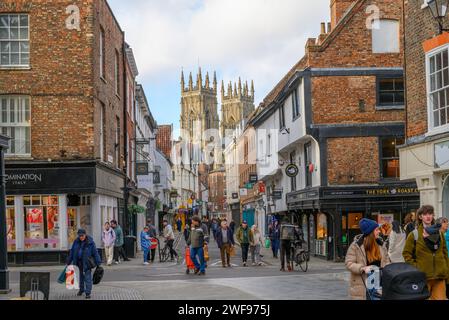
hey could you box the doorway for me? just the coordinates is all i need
[342,212,363,255]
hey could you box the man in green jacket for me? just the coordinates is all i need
[403,205,449,300]
[237,221,254,267]
[111,220,130,264]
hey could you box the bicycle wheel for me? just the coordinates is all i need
[161,247,170,262]
[299,252,308,272]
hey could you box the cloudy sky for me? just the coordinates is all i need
[108,0,329,129]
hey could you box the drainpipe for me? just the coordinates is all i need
[122,36,129,236]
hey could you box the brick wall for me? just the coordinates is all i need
[328,137,380,184]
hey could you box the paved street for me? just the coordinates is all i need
[2,233,349,300]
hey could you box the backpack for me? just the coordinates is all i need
[381,263,430,300]
[280,224,295,241]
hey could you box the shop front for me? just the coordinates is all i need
[287,182,420,261]
[5,162,124,265]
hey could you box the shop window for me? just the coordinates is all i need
[0,96,31,156]
[377,77,404,107]
[24,195,60,250]
[427,45,449,132]
[6,196,15,251]
[67,208,78,244]
[0,14,30,67]
[381,137,404,179]
[317,213,328,240]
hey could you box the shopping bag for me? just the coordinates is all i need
[229,245,236,257]
[203,244,209,262]
[150,238,158,250]
[93,266,104,285]
[265,238,271,249]
[185,247,195,269]
[57,266,67,284]
[65,265,80,290]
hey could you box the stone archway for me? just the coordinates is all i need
[443,176,449,219]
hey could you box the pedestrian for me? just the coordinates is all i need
[268,219,280,258]
[279,218,295,272]
[404,212,416,237]
[237,221,253,267]
[216,220,235,267]
[140,226,151,265]
[101,222,116,266]
[437,217,449,299]
[177,217,183,233]
[229,220,236,234]
[380,223,392,251]
[187,215,207,275]
[403,206,449,300]
[146,219,158,263]
[66,229,102,299]
[211,219,219,241]
[387,221,406,263]
[250,224,263,266]
[163,220,179,262]
[111,220,130,264]
[345,218,390,300]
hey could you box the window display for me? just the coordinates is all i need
[6,196,15,251]
[317,213,328,240]
[24,195,60,250]
[67,208,78,244]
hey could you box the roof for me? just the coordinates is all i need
[156,125,173,159]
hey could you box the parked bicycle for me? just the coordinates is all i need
[160,232,182,263]
[290,240,309,272]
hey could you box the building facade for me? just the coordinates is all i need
[399,0,449,219]
[1,0,130,264]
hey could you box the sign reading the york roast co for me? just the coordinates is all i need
[6,167,96,194]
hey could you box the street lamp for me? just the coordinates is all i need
[0,134,10,294]
[427,0,449,34]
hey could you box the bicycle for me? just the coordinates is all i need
[160,233,182,263]
[290,240,309,272]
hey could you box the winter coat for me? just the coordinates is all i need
[188,226,205,249]
[403,224,449,281]
[216,227,235,248]
[388,230,406,263]
[250,228,263,247]
[140,231,151,250]
[268,224,280,241]
[102,228,116,247]
[163,224,175,240]
[67,236,102,271]
[237,226,254,244]
[147,225,157,238]
[345,234,390,300]
[113,225,124,247]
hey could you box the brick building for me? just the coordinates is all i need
[156,124,173,160]
[0,0,132,264]
[250,0,419,261]
[399,1,449,219]
[207,168,226,219]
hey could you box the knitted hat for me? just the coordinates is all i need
[77,229,87,236]
[359,219,378,236]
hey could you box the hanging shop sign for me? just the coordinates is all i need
[249,174,258,183]
[136,162,149,176]
[285,164,299,178]
[272,190,283,200]
[153,171,161,184]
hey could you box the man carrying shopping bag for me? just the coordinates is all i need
[66,229,102,299]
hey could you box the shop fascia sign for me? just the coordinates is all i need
[364,187,419,196]
[6,173,42,185]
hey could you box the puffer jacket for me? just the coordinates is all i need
[403,224,449,280]
[345,234,390,300]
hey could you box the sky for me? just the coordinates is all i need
[108,0,330,131]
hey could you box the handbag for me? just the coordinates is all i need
[229,245,236,257]
[93,266,104,285]
[57,266,67,284]
[265,238,271,249]
[203,244,210,262]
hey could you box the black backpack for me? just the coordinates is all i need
[93,266,104,285]
[381,263,430,300]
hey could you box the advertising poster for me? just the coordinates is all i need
[378,214,394,226]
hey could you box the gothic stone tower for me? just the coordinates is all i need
[220,78,255,138]
[180,68,219,149]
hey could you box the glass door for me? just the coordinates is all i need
[67,208,79,245]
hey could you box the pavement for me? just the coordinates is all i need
[0,232,350,300]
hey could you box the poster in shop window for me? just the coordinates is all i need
[377,214,394,226]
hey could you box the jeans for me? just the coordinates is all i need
[220,243,231,266]
[167,239,178,259]
[190,247,206,273]
[241,243,249,263]
[271,239,280,257]
[78,265,93,296]
[250,244,261,264]
[143,248,149,263]
[280,240,292,269]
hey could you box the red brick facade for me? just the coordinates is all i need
[156,125,173,159]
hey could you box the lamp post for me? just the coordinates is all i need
[427,0,449,34]
[0,134,10,294]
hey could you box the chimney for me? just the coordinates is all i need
[327,22,332,33]
[321,22,326,35]
[330,0,354,30]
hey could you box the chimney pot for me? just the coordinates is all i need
[321,22,326,34]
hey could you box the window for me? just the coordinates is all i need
[115,50,120,95]
[115,116,120,168]
[304,142,312,187]
[290,151,297,192]
[377,77,404,106]
[100,103,105,161]
[100,27,105,79]
[380,137,404,179]
[23,195,60,250]
[6,196,15,251]
[267,134,272,157]
[279,104,286,129]
[427,46,449,130]
[0,14,29,67]
[372,19,400,53]
[0,96,31,156]
[292,88,300,119]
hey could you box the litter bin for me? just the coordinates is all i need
[124,236,137,258]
